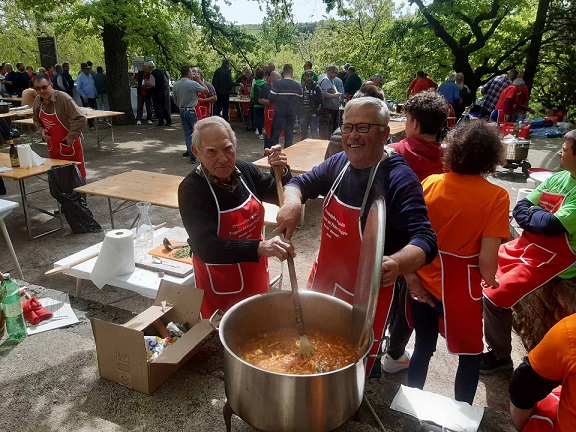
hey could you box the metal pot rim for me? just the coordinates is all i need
[218,290,371,377]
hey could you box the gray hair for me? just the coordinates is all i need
[191,66,204,78]
[456,72,464,80]
[343,97,390,126]
[447,73,456,82]
[326,64,339,74]
[371,73,383,80]
[512,78,525,86]
[191,116,237,149]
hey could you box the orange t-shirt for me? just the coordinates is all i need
[417,172,510,299]
[529,314,576,432]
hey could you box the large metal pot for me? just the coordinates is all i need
[214,290,369,432]
[503,137,530,161]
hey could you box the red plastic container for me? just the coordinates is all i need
[499,122,530,138]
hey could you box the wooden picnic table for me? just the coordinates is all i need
[0,153,78,239]
[74,169,279,229]
[12,109,125,148]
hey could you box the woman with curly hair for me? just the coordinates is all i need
[406,122,510,404]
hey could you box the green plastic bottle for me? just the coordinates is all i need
[1,276,26,342]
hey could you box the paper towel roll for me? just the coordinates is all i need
[17,144,33,168]
[90,229,135,289]
[516,188,534,204]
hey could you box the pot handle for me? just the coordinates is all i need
[209,309,224,330]
[367,336,390,359]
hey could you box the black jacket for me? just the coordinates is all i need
[212,66,236,95]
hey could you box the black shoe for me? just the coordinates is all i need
[182,151,189,157]
[157,123,164,127]
[189,158,197,164]
[166,121,173,127]
[479,350,513,375]
[0,187,6,196]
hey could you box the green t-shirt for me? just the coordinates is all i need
[527,170,576,279]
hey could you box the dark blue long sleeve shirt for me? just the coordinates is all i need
[287,151,438,263]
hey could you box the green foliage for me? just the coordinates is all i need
[0,0,104,73]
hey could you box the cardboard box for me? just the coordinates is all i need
[91,281,212,394]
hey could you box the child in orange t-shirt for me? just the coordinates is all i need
[406,122,510,404]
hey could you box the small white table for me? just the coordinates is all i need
[529,170,555,186]
[53,227,195,299]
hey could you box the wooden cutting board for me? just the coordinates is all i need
[148,244,192,265]
[134,227,193,277]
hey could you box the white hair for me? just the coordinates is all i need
[191,117,236,149]
[447,73,456,82]
[343,97,390,126]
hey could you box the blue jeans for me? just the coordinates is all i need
[300,111,319,140]
[180,110,197,161]
[270,111,296,148]
[407,295,481,404]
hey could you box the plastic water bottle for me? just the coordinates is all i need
[2,277,26,342]
[135,202,154,262]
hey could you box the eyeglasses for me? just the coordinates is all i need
[34,85,50,91]
[341,123,386,134]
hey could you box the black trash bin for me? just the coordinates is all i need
[47,164,102,234]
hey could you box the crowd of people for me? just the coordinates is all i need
[2,55,574,430]
[175,58,575,432]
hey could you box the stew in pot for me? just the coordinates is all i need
[238,328,356,374]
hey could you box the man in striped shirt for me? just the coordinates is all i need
[268,64,302,148]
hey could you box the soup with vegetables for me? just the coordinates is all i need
[238,328,357,374]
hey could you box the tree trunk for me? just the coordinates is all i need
[523,0,550,90]
[102,22,135,125]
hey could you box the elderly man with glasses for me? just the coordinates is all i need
[32,73,88,178]
[277,97,438,376]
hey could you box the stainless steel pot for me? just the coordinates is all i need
[212,290,369,432]
[504,138,530,161]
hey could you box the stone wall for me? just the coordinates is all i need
[512,278,576,352]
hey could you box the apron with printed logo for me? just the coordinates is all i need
[484,188,576,308]
[440,251,484,354]
[39,104,86,178]
[193,177,269,318]
[308,161,394,375]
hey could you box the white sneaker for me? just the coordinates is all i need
[258,134,264,140]
[381,350,411,373]
[146,120,153,125]
[255,129,259,135]
[136,120,142,125]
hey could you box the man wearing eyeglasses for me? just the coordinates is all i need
[277,97,437,376]
[32,73,88,178]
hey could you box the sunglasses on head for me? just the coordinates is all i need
[34,85,50,91]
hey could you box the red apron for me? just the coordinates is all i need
[264,104,274,137]
[524,387,561,432]
[196,93,211,121]
[241,81,252,117]
[484,189,576,309]
[39,104,86,178]
[193,177,269,318]
[439,251,484,354]
[308,162,394,375]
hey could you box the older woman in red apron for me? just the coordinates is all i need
[482,132,576,374]
[178,116,294,318]
[32,74,87,178]
[406,122,510,404]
